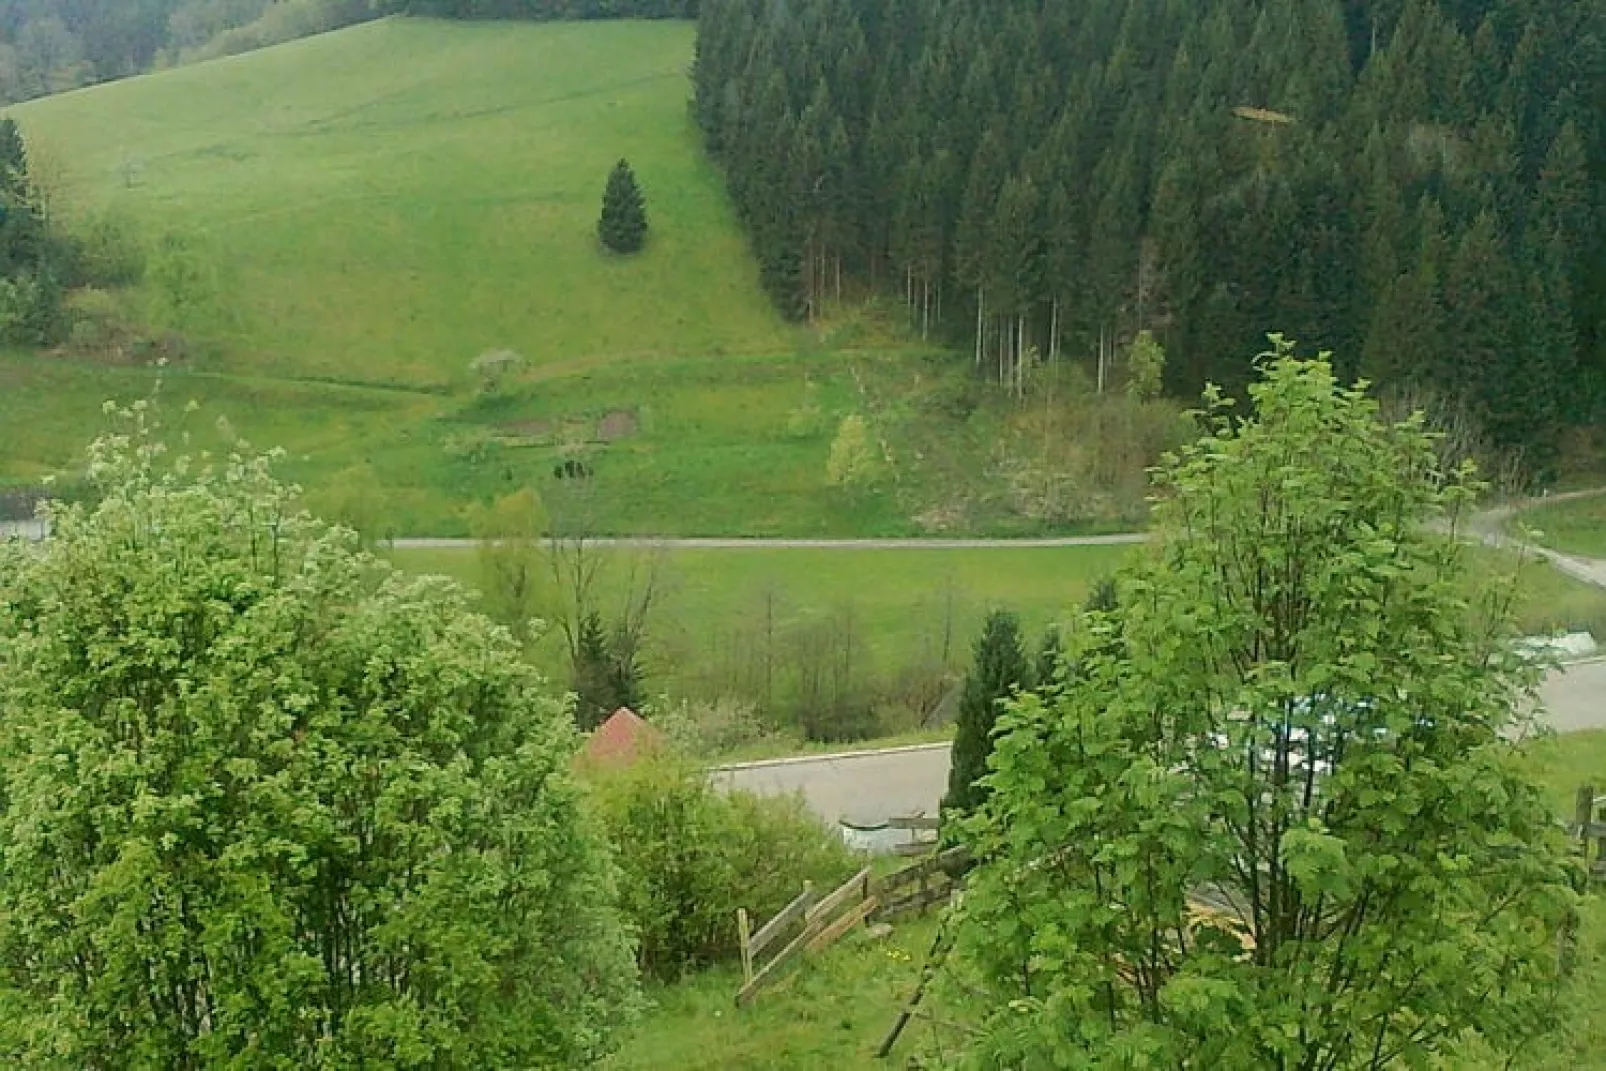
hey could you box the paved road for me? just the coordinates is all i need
[712,743,953,826]
[1467,487,1606,588]
[1537,659,1606,734]
[723,662,1606,825]
[391,533,1151,550]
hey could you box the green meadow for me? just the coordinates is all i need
[13,18,792,389]
[3,18,933,536]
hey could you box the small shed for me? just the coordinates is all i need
[579,707,665,769]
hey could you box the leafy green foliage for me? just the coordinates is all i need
[943,609,1030,819]
[945,343,1578,1067]
[587,752,857,980]
[1126,329,1165,401]
[599,158,649,255]
[472,486,547,640]
[0,414,638,1067]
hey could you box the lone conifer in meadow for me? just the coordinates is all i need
[598,159,647,254]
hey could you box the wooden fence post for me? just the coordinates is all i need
[737,907,753,987]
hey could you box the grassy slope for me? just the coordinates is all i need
[14,17,792,389]
[0,20,1174,537]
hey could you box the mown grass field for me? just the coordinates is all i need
[390,542,1134,693]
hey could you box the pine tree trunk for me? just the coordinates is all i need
[1017,316,1026,399]
[1049,297,1060,363]
[1097,325,1107,395]
[975,289,985,367]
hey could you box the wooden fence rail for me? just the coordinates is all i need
[873,845,971,922]
[737,867,874,1006]
[1571,785,1606,881]
[734,831,973,1006]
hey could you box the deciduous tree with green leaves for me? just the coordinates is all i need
[473,486,548,641]
[943,341,1575,1068]
[0,411,638,1067]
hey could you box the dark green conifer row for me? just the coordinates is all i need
[694,0,1606,469]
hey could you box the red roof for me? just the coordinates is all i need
[580,707,664,768]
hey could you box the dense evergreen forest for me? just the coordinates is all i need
[694,0,1606,468]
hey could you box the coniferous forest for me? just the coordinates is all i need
[693,0,1605,470]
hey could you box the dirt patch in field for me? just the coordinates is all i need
[596,409,639,442]
[499,420,554,443]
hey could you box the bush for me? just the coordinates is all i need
[68,210,146,288]
[63,287,129,355]
[588,755,859,980]
[0,420,639,1067]
[651,695,777,757]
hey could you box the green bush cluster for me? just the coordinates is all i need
[588,754,859,980]
[0,423,639,1067]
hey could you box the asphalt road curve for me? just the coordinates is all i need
[718,663,1606,825]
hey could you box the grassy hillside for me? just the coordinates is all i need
[1,18,1169,536]
[13,17,792,388]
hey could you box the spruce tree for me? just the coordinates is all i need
[597,159,648,254]
[571,611,615,730]
[943,610,1031,820]
[0,120,26,198]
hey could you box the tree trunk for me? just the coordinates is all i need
[1049,297,1060,363]
[1097,325,1107,395]
[1017,316,1026,399]
[975,288,985,367]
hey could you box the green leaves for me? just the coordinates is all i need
[0,423,638,1066]
[942,351,1574,1069]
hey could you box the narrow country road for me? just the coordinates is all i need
[721,659,1606,825]
[388,532,1150,550]
[1462,486,1606,589]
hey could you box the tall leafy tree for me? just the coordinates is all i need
[945,343,1573,1066]
[0,417,639,1066]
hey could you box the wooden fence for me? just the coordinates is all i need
[886,813,941,857]
[874,845,971,921]
[1572,785,1606,881]
[735,842,974,1005]
[736,866,877,1005]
